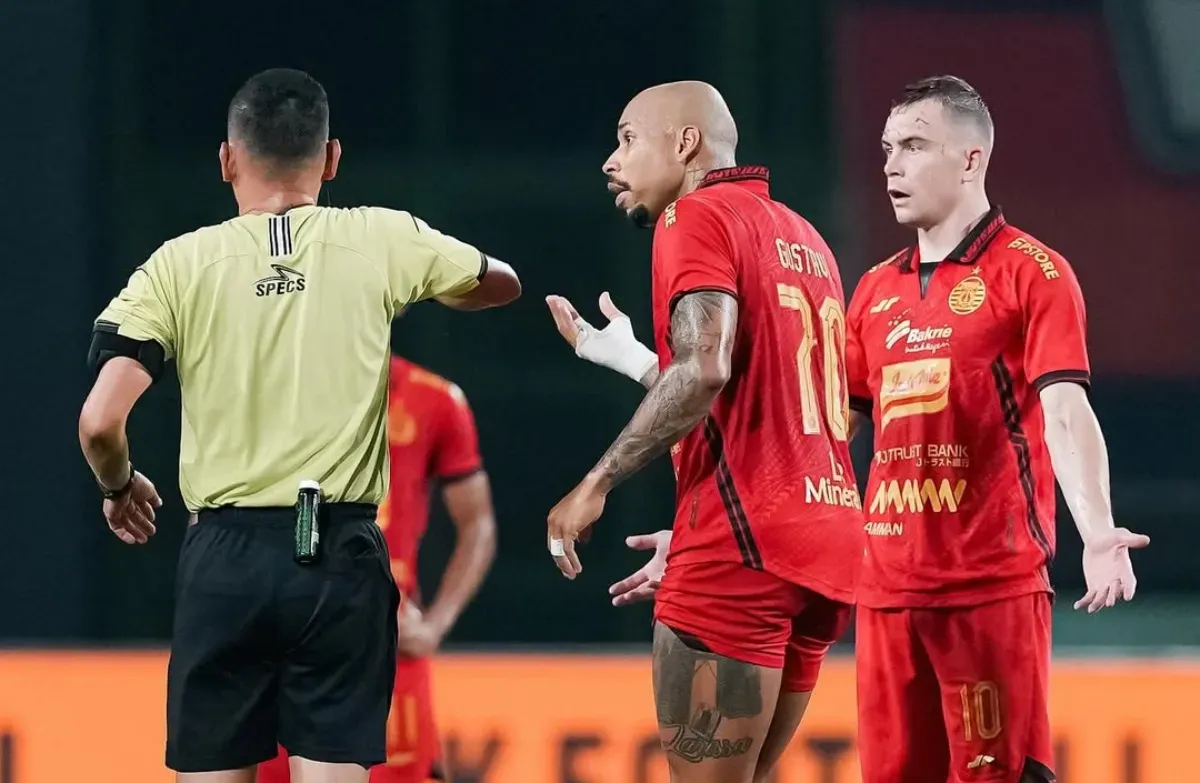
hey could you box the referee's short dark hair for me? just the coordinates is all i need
[893,75,993,143]
[228,68,330,169]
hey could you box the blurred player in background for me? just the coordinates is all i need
[843,75,1149,783]
[545,81,861,783]
[259,355,496,783]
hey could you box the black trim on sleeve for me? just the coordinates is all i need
[667,287,738,317]
[849,395,873,416]
[1032,370,1091,393]
[438,467,485,486]
[476,252,489,282]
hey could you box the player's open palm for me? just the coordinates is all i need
[103,471,162,545]
[1076,527,1150,613]
[608,531,671,607]
[545,290,623,350]
[545,292,656,382]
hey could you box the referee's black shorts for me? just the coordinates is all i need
[165,503,400,773]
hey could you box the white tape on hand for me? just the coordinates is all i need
[572,315,658,382]
[549,538,566,557]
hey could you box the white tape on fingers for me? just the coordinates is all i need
[572,319,593,350]
[549,538,566,557]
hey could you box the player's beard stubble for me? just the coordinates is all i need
[628,203,653,229]
[608,175,654,229]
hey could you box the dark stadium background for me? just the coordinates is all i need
[5,1,1199,779]
[4,0,1197,648]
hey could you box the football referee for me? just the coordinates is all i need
[77,68,520,783]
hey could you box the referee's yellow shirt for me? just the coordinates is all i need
[94,206,485,511]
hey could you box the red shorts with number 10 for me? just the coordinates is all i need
[856,593,1055,783]
[653,559,852,692]
[256,656,443,783]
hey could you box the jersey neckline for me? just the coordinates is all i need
[896,205,1007,273]
[698,166,770,189]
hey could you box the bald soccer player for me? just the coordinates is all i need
[78,68,519,783]
[545,81,861,783]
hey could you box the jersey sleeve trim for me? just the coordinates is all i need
[849,394,873,415]
[667,286,738,316]
[477,252,489,281]
[438,466,485,485]
[1032,369,1091,393]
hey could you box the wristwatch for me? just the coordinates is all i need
[99,463,135,500]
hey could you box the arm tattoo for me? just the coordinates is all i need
[652,622,760,763]
[590,291,737,491]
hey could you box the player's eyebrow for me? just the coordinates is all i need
[882,135,928,147]
[618,121,633,135]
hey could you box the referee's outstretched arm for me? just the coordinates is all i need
[437,255,520,310]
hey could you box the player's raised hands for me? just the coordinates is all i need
[545,293,585,348]
[1075,527,1151,613]
[608,531,671,607]
[545,291,624,348]
[103,471,162,545]
[545,292,658,383]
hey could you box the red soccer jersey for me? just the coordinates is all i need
[650,166,862,603]
[845,207,1090,609]
[378,357,483,598]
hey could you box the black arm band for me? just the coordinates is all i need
[87,321,166,382]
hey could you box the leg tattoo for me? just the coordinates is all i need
[653,623,764,764]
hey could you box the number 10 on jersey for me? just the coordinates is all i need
[777,283,850,441]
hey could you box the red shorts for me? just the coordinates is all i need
[653,559,852,692]
[256,657,443,783]
[856,593,1055,783]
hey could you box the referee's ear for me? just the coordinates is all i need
[219,141,235,184]
[322,139,341,182]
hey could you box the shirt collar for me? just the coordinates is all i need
[697,166,770,193]
[897,205,1007,273]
